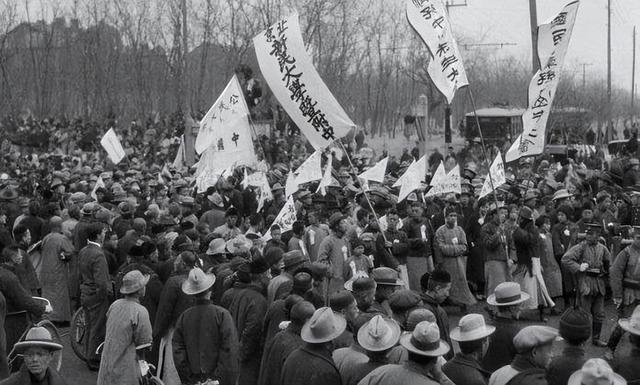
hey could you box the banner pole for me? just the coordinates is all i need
[338,141,391,247]
[466,86,511,260]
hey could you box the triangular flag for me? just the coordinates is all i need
[395,156,427,202]
[257,173,273,213]
[358,157,388,183]
[285,172,298,198]
[293,150,323,185]
[479,152,507,199]
[262,196,297,241]
[157,172,164,185]
[425,161,447,197]
[161,164,172,179]
[445,165,462,194]
[91,176,105,201]
[100,128,126,164]
[316,154,333,196]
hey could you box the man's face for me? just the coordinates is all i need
[460,195,469,205]
[338,219,348,233]
[353,245,364,257]
[498,210,508,223]
[557,212,567,223]
[586,230,599,244]
[409,205,423,218]
[23,347,53,377]
[582,209,594,221]
[308,212,318,225]
[433,282,451,303]
[445,213,457,227]
[531,343,554,369]
[362,239,375,250]
[226,215,238,227]
[387,214,399,231]
[271,229,282,241]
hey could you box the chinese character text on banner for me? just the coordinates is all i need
[253,13,356,150]
[406,0,469,104]
[506,1,579,162]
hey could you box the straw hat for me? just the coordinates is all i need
[399,321,450,357]
[206,238,227,256]
[181,268,216,295]
[487,282,530,307]
[371,267,404,286]
[226,235,252,254]
[567,359,626,385]
[552,189,574,201]
[450,313,496,342]
[119,270,150,295]
[13,327,63,353]
[618,304,640,336]
[301,307,347,344]
[357,315,401,352]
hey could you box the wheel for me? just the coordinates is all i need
[70,307,88,362]
[35,320,63,371]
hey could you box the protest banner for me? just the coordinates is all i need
[100,128,126,164]
[479,152,507,199]
[262,197,297,241]
[254,13,356,150]
[407,0,469,104]
[393,156,427,202]
[506,1,580,162]
[317,153,333,196]
[358,157,388,184]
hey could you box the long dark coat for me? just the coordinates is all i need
[442,353,491,385]
[546,345,586,385]
[281,344,343,385]
[258,323,305,385]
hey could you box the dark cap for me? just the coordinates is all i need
[330,290,356,312]
[559,307,592,342]
[388,289,422,312]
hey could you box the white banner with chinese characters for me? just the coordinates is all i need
[407,0,469,104]
[479,151,507,199]
[100,128,126,164]
[426,162,461,196]
[195,75,255,157]
[256,173,273,213]
[262,197,297,240]
[254,13,356,150]
[506,1,580,162]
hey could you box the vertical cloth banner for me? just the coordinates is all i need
[393,156,427,202]
[406,0,469,104]
[195,75,256,157]
[317,153,333,196]
[358,157,389,184]
[100,128,126,164]
[254,13,356,150]
[506,1,580,162]
[479,151,507,199]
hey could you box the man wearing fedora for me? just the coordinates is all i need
[0,326,67,385]
[443,313,495,385]
[339,315,401,385]
[489,325,560,385]
[569,359,626,385]
[358,321,452,385]
[482,282,534,373]
[97,270,152,385]
[173,268,238,385]
[562,222,611,346]
[281,307,346,385]
[368,267,404,316]
[267,250,307,303]
[612,304,640,382]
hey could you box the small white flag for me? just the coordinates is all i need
[479,152,507,199]
[394,156,427,202]
[425,161,447,197]
[100,128,126,164]
[358,157,388,184]
[173,136,186,169]
[262,197,297,241]
[293,150,323,185]
[285,172,298,198]
[257,173,273,213]
[316,154,333,196]
[445,165,462,194]
[91,176,105,201]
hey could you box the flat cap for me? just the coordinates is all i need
[513,325,560,353]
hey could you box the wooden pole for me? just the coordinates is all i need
[633,26,636,113]
[529,0,540,74]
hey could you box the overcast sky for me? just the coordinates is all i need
[449,0,639,90]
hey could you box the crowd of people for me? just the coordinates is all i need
[0,122,640,385]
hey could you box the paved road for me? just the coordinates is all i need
[49,300,631,384]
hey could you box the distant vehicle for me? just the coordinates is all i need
[464,108,525,146]
[608,138,639,155]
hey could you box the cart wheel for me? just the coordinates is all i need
[70,307,88,362]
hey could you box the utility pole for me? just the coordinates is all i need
[633,26,636,112]
[607,0,612,133]
[529,0,540,74]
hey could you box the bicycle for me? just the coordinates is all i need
[6,297,62,372]
[69,306,89,362]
